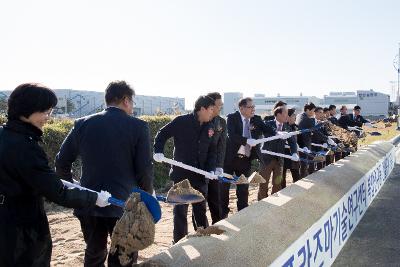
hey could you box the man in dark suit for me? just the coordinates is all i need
[328,105,338,125]
[55,81,154,266]
[311,107,332,170]
[264,100,287,121]
[296,102,329,178]
[337,105,356,129]
[206,92,226,224]
[349,105,370,127]
[153,95,216,243]
[221,97,275,218]
[258,106,298,200]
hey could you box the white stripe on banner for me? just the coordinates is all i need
[270,147,396,267]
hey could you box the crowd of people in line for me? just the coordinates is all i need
[0,81,371,266]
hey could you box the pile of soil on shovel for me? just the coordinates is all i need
[235,174,249,184]
[325,121,358,148]
[248,172,266,184]
[188,225,226,238]
[313,154,325,162]
[167,179,204,200]
[110,193,155,266]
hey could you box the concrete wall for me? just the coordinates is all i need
[146,141,396,267]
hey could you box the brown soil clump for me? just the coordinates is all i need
[325,121,358,148]
[110,193,155,266]
[235,174,249,184]
[188,225,226,237]
[167,179,204,200]
[313,154,326,162]
[248,172,266,184]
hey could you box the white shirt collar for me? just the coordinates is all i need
[240,113,247,122]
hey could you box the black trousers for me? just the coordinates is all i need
[77,215,138,267]
[207,179,222,224]
[282,167,301,188]
[173,179,208,243]
[0,203,52,267]
[221,156,252,219]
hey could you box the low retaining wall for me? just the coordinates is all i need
[148,141,396,267]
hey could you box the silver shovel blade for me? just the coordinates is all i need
[166,193,205,205]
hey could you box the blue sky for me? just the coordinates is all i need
[0,0,399,107]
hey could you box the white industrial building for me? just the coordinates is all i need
[223,92,322,115]
[323,92,358,109]
[0,89,185,118]
[356,89,389,117]
[323,90,389,117]
[252,94,322,115]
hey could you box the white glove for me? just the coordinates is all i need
[153,153,165,163]
[322,143,328,149]
[365,122,374,128]
[291,153,300,161]
[277,131,292,139]
[302,147,311,154]
[95,190,112,207]
[72,179,80,185]
[215,168,223,176]
[246,138,257,147]
[151,190,156,198]
[205,171,218,180]
[327,138,337,146]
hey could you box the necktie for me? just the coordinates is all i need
[244,118,251,157]
[278,123,283,131]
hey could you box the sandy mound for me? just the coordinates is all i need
[110,193,155,265]
[325,121,358,148]
[167,179,204,200]
[188,226,226,237]
[235,174,249,184]
[248,172,266,184]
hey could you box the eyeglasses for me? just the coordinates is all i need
[245,105,255,109]
[43,109,53,117]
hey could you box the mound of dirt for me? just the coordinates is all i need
[248,172,266,184]
[110,193,155,266]
[188,226,226,238]
[235,174,249,184]
[167,179,204,200]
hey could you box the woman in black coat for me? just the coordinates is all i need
[0,83,111,267]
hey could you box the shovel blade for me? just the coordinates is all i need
[166,193,205,205]
[131,188,162,223]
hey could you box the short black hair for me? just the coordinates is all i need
[105,80,135,105]
[353,105,361,110]
[288,108,296,117]
[238,97,253,108]
[323,107,329,113]
[304,102,316,112]
[206,92,222,101]
[273,106,286,117]
[273,100,287,109]
[315,107,323,113]
[328,104,336,111]
[340,105,347,111]
[194,95,215,112]
[7,83,57,120]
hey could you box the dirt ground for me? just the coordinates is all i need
[48,177,291,266]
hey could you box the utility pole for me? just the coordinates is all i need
[394,43,400,129]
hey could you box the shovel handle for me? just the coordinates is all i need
[61,179,126,208]
[260,149,299,161]
[108,197,125,208]
[156,196,167,202]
